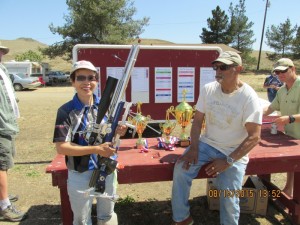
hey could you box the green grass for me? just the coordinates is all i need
[117,195,136,205]
[240,74,267,92]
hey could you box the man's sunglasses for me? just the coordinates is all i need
[76,75,97,82]
[274,68,289,75]
[212,64,235,71]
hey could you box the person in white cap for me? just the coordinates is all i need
[53,60,127,225]
[171,51,262,225]
[264,58,299,197]
[0,43,26,221]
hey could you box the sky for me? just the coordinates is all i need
[0,0,299,51]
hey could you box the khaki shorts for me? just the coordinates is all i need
[0,134,15,170]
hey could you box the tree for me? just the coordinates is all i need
[228,0,255,57]
[15,50,43,62]
[292,26,300,58]
[200,6,231,44]
[266,18,297,58]
[42,0,149,60]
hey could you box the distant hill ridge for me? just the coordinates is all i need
[1,38,274,71]
[1,38,71,71]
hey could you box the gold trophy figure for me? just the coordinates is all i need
[169,90,195,147]
[129,102,151,149]
[159,109,176,144]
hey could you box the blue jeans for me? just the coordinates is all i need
[267,91,276,103]
[172,142,247,225]
[67,170,118,225]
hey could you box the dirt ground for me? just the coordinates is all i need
[0,86,293,225]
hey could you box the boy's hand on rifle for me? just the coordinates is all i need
[97,142,115,157]
[116,124,128,137]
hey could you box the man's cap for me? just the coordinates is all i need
[0,41,9,55]
[212,51,242,66]
[273,58,294,71]
[70,60,97,76]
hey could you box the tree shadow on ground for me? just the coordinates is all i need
[0,205,62,225]
[10,197,292,225]
[114,196,293,225]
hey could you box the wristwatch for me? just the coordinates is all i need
[289,115,296,124]
[226,156,234,166]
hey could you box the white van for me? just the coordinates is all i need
[3,60,48,84]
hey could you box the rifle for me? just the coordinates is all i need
[88,45,140,193]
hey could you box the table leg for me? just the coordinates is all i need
[59,187,73,225]
[258,174,271,182]
[292,171,300,225]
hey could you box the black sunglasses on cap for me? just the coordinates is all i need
[212,64,235,71]
[274,68,289,75]
[76,75,97,82]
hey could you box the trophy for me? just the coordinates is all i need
[159,109,177,144]
[129,102,151,149]
[169,90,195,147]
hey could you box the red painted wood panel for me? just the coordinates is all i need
[76,46,220,120]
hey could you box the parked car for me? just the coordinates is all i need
[9,73,41,91]
[30,73,47,85]
[29,73,42,78]
[47,71,68,83]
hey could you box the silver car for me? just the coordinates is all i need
[9,73,42,91]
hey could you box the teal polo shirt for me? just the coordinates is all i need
[270,77,300,139]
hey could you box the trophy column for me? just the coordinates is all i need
[169,90,195,147]
[159,109,177,144]
[129,102,151,149]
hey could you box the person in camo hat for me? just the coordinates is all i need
[171,51,262,225]
[0,42,10,75]
[264,58,299,197]
[0,42,26,221]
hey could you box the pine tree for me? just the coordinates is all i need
[292,27,300,58]
[228,0,255,56]
[200,6,231,44]
[266,18,297,57]
[42,0,149,60]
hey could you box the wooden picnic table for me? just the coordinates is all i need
[46,122,300,225]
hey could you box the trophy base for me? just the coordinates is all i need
[136,144,145,149]
[136,138,148,149]
[157,136,178,151]
[179,140,190,147]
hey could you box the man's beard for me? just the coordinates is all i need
[215,75,224,83]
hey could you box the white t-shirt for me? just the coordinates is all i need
[196,81,262,164]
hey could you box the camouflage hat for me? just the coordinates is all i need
[273,58,294,71]
[0,41,9,55]
[212,51,242,66]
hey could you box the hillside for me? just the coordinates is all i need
[1,38,276,72]
[1,38,72,72]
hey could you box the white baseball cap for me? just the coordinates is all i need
[70,60,97,76]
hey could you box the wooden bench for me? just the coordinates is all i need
[46,125,300,225]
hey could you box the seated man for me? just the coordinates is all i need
[171,51,262,225]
